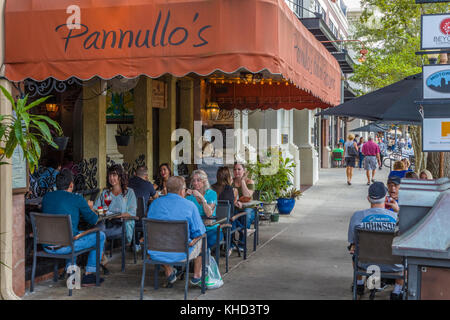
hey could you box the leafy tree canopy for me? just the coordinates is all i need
[350,0,450,94]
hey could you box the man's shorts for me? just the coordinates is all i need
[345,157,356,168]
[189,238,202,260]
[364,156,378,171]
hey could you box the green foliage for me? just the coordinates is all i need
[0,86,63,173]
[350,0,450,93]
[116,125,133,136]
[281,187,302,200]
[246,148,295,203]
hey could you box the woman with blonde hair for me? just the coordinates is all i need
[186,169,220,249]
[388,160,408,179]
[419,169,433,180]
[344,133,359,185]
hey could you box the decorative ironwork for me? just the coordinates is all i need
[26,167,57,199]
[107,154,146,178]
[72,158,99,192]
[24,77,83,98]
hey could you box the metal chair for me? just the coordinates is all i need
[132,196,147,262]
[212,200,232,273]
[352,227,406,300]
[29,212,101,296]
[140,218,207,300]
[230,210,248,260]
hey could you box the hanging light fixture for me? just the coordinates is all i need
[205,101,220,120]
[46,103,59,113]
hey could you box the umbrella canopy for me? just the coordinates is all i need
[318,73,450,124]
[351,123,388,133]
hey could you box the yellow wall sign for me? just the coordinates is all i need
[442,121,450,139]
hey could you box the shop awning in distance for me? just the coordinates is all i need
[4,0,341,107]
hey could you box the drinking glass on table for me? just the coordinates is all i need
[104,192,112,212]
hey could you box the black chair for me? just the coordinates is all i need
[140,218,207,300]
[352,227,406,300]
[29,212,101,296]
[132,196,147,262]
[106,215,139,272]
[230,210,248,260]
[332,151,343,167]
[212,200,232,273]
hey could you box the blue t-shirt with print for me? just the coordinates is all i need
[186,189,218,231]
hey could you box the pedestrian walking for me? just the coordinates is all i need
[344,134,359,185]
[361,136,381,185]
[357,137,365,169]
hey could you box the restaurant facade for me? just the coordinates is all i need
[0,0,341,299]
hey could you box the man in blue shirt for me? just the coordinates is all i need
[128,165,157,203]
[347,182,404,300]
[42,169,106,287]
[147,176,206,287]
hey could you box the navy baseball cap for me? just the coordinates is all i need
[387,176,401,185]
[368,181,388,200]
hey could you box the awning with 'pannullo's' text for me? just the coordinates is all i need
[4,0,342,108]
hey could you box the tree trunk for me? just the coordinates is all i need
[427,152,450,179]
[410,125,427,173]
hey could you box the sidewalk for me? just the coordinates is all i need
[23,167,391,300]
[199,167,391,300]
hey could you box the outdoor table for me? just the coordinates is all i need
[202,216,227,227]
[240,200,262,208]
[96,212,123,222]
[25,197,43,207]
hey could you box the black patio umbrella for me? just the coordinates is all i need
[317,73,449,124]
[350,123,388,133]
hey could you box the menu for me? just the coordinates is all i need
[12,146,27,190]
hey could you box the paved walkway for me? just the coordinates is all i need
[24,167,391,300]
[199,167,391,300]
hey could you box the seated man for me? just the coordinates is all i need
[347,182,404,300]
[128,165,158,204]
[147,176,206,287]
[41,169,106,287]
[385,176,401,213]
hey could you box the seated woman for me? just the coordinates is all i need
[154,163,172,196]
[419,169,433,180]
[388,160,408,179]
[186,169,221,249]
[94,164,137,270]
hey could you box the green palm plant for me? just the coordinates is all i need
[0,85,62,173]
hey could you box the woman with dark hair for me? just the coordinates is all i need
[94,164,137,269]
[212,167,238,206]
[154,163,172,195]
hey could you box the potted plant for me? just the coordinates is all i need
[115,125,132,146]
[51,129,69,151]
[277,187,302,215]
[247,147,296,220]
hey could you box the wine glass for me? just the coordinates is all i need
[104,192,112,212]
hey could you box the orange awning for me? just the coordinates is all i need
[4,0,341,107]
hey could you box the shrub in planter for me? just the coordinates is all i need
[115,125,132,146]
[277,188,302,214]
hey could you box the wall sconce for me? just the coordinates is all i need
[46,103,59,113]
[205,101,220,121]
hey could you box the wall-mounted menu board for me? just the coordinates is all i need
[12,146,28,193]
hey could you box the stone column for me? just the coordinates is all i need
[179,78,194,172]
[83,80,107,190]
[294,109,319,186]
[159,75,177,169]
[106,124,124,164]
[133,76,153,176]
[0,79,20,300]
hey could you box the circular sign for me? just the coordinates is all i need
[440,18,450,35]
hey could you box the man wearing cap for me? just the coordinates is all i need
[361,136,381,185]
[385,176,401,213]
[348,182,404,300]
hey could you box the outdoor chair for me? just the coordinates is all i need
[106,215,139,272]
[211,200,232,273]
[230,208,249,260]
[352,227,406,300]
[332,151,343,168]
[139,218,207,300]
[29,212,101,296]
[132,196,147,262]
